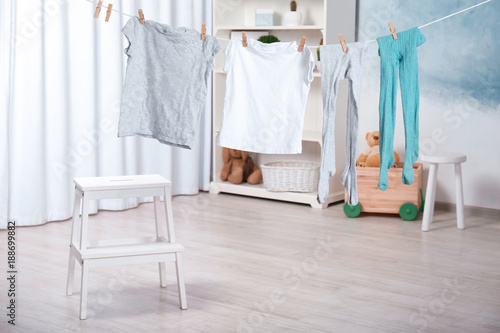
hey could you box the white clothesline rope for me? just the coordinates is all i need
[331,0,493,47]
[83,0,492,48]
[363,0,492,44]
[419,0,492,29]
[84,0,134,18]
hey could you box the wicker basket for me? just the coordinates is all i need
[261,161,320,192]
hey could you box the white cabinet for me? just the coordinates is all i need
[209,0,351,209]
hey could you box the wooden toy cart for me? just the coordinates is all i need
[343,163,423,220]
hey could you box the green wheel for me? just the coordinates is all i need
[420,188,425,213]
[399,203,418,221]
[344,202,361,218]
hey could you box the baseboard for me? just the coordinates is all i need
[435,202,500,219]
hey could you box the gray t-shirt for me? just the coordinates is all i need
[118,17,221,149]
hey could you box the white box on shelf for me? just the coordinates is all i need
[255,9,274,26]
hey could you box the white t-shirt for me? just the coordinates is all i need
[217,38,314,154]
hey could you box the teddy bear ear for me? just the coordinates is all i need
[241,151,248,161]
[366,132,371,140]
[222,147,230,163]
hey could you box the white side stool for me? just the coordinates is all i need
[420,153,467,231]
[66,174,187,319]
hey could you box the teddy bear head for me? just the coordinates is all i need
[365,131,380,147]
[222,147,248,163]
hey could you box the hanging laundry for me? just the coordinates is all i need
[317,42,368,206]
[377,28,426,190]
[118,17,221,149]
[217,38,315,154]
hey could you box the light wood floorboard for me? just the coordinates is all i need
[1,192,499,332]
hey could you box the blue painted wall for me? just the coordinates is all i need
[356,0,500,209]
[358,0,499,107]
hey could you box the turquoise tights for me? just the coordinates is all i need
[377,27,426,190]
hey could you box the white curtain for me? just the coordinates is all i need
[0,0,214,228]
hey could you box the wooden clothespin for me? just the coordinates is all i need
[242,32,247,47]
[339,34,347,52]
[388,22,397,39]
[138,9,145,24]
[298,36,306,52]
[94,1,103,19]
[105,3,113,22]
[201,23,206,41]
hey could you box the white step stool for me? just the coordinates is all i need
[66,174,187,319]
[420,153,467,231]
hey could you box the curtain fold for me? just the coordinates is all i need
[1,0,213,228]
[0,1,15,226]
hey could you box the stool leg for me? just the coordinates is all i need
[164,186,176,243]
[79,194,90,319]
[175,253,187,310]
[455,163,465,229]
[154,195,167,287]
[158,264,167,288]
[67,191,81,296]
[66,254,76,296]
[80,261,89,320]
[80,195,90,251]
[422,163,438,231]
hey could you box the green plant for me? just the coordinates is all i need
[291,1,297,11]
[317,38,323,61]
[258,35,281,43]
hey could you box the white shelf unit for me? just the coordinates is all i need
[210,0,346,209]
[215,25,324,34]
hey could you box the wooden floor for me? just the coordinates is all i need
[1,192,500,332]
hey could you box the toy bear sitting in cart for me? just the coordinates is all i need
[356,130,400,168]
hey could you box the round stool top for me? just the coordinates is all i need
[419,152,467,164]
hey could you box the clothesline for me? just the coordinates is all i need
[83,0,492,48]
[419,0,492,29]
[84,0,134,18]
[362,0,492,44]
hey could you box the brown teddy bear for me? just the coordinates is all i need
[356,131,400,168]
[220,147,263,184]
